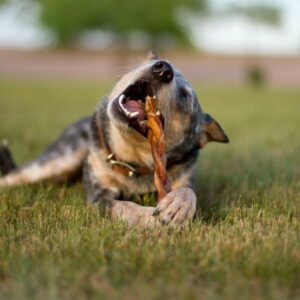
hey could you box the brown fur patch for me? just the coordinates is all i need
[88,150,121,191]
[88,149,158,198]
[109,123,153,167]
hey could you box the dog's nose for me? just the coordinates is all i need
[151,61,174,83]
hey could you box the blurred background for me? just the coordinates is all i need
[1,3,300,298]
[0,0,299,86]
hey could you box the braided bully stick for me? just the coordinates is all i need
[145,95,171,202]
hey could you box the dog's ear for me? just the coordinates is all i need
[199,113,229,149]
[144,50,160,63]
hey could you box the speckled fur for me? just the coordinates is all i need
[0,52,228,226]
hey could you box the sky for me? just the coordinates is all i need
[0,0,299,55]
[194,0,300,55]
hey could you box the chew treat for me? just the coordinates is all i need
[145,95,171,202]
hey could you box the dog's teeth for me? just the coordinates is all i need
[121,104,130,116]
[130,111,139,118]
[156,110,161,116]
[118,96,131,116]
[118,94,125,106]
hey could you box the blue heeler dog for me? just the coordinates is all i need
[0,52,229,226]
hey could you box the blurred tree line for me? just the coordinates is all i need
[226,4,281,26]
[1,0,280,50]
[38,0,208,47]
[15,0,208,48]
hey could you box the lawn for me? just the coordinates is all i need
[0,79,300,300]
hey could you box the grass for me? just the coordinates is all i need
[0,79,300,300]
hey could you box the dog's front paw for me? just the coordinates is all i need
[110,200,157,227]
[153,187,196,226]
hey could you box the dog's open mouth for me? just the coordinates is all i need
[117,80,161,136]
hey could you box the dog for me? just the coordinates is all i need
[0,51,229,226]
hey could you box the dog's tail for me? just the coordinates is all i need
[0,140,17,176]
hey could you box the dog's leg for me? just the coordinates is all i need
[107,199,155,227]
[86,184,156,227]
[83,160,156,227]
[0,117,91,188]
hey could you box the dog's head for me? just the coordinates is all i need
[107,51,228,152]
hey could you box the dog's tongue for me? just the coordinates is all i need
[124,100,145,119]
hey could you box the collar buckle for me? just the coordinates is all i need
[106,153,137,177]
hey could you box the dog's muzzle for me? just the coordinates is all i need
[112,60,173,137]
